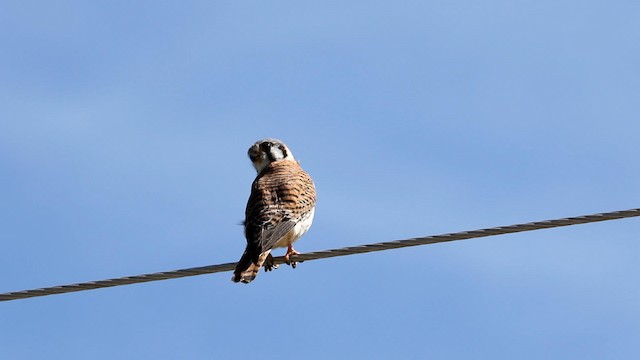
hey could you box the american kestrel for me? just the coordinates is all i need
[232,139,317,284]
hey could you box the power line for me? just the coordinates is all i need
[1,208,638,302]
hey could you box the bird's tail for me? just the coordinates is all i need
[232,249,271,284]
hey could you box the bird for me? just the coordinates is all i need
[232,139,317,284]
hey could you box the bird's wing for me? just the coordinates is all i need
[243,161,316,258]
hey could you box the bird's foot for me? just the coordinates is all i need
[263,253,279,272]
[284,246,301,269]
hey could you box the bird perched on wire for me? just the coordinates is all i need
[232,139,317,284]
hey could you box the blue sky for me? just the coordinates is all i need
[1,1,639,358]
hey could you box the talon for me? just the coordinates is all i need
[264,253,279,272]
[285,244,301,268]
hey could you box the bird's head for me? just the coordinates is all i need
[248,138,296,173]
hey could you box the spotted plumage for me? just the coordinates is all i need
[232,139,316,284]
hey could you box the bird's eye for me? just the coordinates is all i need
[248,148,260,160]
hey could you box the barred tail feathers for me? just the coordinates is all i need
[232,249,271,284]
